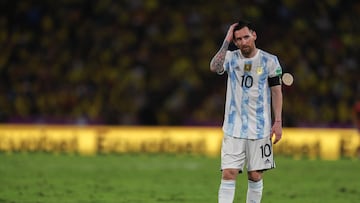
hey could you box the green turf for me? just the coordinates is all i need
[0,153,359,203]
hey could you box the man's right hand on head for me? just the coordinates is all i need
[225,23,238,43]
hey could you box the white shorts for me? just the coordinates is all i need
[221,135,275,172]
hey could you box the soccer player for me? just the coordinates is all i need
[210,20,283,203]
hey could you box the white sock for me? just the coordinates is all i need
[246,179,263,203]
[218,179,236,203]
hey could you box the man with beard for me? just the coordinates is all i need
[210,20,283,203]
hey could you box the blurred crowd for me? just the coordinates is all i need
[0,0,358,127]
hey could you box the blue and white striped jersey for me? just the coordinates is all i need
[221,49,282,139]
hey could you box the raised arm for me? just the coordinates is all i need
[210,23,238,73]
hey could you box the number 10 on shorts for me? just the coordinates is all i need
[260,144,272,158]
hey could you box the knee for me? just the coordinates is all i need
[248,171,262,182]
[222,169,239,180]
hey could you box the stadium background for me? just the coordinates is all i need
[0,0,358,127]
[0,1,359,202]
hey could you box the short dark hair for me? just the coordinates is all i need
[233,20,255,35]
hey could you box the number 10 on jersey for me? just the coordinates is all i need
[241,75,253,88]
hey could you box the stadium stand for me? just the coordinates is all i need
[0,0,358,127]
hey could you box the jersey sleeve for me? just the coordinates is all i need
[221,51,232,74]
[268,56,282,78]
[268,56,282,86]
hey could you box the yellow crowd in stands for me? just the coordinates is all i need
[0,0,358,127]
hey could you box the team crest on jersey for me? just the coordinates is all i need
[256,66,263,74]
[244,63,252,72]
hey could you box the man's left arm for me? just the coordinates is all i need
[271,85,283,144]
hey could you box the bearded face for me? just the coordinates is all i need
[233,27,257,58]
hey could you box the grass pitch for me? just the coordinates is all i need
[0,153,359,203]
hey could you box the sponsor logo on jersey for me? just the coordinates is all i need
[275,67,282,75]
